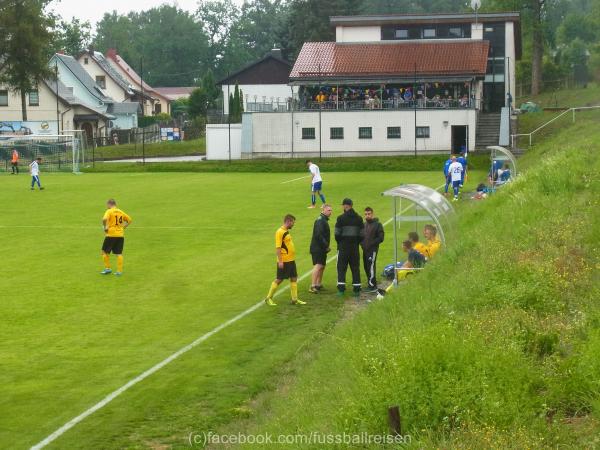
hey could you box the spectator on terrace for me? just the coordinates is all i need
[460,95,469,107]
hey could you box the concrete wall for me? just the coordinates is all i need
[206,123,242,160]
[244,109,476,157]
[221,84,295,115]
[336,26,381,42]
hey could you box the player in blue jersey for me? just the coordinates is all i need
[457,152,467,187]
[443,155,453,195]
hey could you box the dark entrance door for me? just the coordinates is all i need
[451,125,468,154]
[483,82,505,113]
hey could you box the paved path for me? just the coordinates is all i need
[104,155,205,163]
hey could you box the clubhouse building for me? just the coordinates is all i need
[207,11,520,159]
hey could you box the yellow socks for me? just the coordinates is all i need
[267,281,278,298]
[103,253,110,269]
[117,255,123,273]
[290,282,298,300]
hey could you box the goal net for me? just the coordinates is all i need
[0,134,83,173]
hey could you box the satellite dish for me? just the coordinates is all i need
[471,0,481,10]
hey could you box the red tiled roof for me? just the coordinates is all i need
[153,87,196,100]
[290,41,490,80]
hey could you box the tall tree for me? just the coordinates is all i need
[0,0,55,120]
[94,6,210,86]
[54,17,92,56]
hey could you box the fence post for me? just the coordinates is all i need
[572,108,575,123]
[388,406,402,436]
[529,134,532,147]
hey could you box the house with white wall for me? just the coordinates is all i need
[104,49,171,116]
[207,12,521,159]
[0,77,114,137]
[49,53,139,138]
[217,49,294,114]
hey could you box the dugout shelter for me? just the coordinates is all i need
[382,184,455,286]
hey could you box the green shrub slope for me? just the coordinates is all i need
[234,119,600,448]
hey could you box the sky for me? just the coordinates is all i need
[49,0,244,26]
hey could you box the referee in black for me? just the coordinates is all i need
[335,198,364,297]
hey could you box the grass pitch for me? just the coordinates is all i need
[0,170,476,449]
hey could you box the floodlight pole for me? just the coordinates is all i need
[55,60,60,135]
[227,72,231,163]
[393,197,399,287]
[414,62,417,158]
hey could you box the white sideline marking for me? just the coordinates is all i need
[31,182,445,449]
[280,175,311,184]
[0,225,194,230]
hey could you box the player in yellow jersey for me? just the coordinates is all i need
[101,199,132,276]
[265,214,306,306]
[423,224,441,259]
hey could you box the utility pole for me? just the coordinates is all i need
[414,62,417,158]
[55,60,60,135]
[227,73,231,162]
[140,56,145,165]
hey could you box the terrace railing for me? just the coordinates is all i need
[298,98,474,111]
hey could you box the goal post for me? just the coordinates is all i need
[0,134,82,173]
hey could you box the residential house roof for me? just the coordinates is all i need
[87,50,136,96]
[54,54,114,104]
[217,50,292,85]
[153,87,195,100]
[108,102,141,115]
[104,49,169,102]
[289,40,490,82]
[330,11,521,26]
[43,78,115,120]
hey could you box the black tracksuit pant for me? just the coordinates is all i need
[362,247,378,289]
[337,246,361,292]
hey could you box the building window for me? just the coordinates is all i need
[302,127,315,140]
[387,127,401,139]
[416,126,430,138]
[0,90,8,106]
[28,89,39,106]
[395,29,408,39]
[449,27,463,38]
[330,127,344,139]
[423,28,436,38]
[155,103,162,114]
[84,57,89,65]
[96,76,106,89]
[358,127,372,139]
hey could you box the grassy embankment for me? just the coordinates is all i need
[84,154,490,174]
[213,113,600,448]
[92,137,205,160]
[515,82,600,148]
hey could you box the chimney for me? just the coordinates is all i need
[106,48,117,60]
[57,50,65,55]
[88,45,95,56]
[270,48,282,59]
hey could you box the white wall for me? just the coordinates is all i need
[336,26,381,42]
[221,84,295,114]
[471,23,484,40]
[206,124,242,160]
[247,109,476,156]
[505,21,516,106]
[77,56,129,102]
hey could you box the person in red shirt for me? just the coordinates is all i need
[10,149,19,174]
